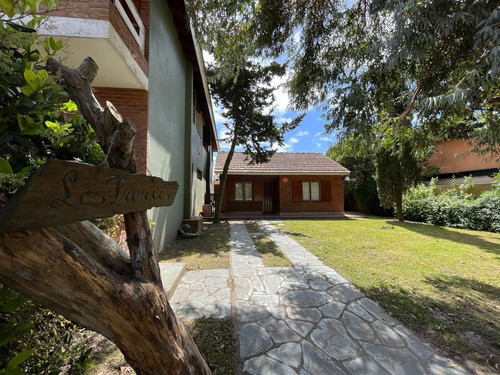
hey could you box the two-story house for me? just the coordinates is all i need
[39,0,219,248]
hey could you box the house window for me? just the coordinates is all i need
[302,181,321,201]
[235,182,252,201]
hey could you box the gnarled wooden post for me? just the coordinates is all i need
[0,57,211,375]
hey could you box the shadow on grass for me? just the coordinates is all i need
[184,318,237,375]
[281,231,311,239]
[389,220,500,257]
[359,275,500,371]
[245,221,292,267]
[158,222,232,269]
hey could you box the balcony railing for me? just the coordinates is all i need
[112,0,146,52]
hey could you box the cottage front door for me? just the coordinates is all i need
[263,182,274,214]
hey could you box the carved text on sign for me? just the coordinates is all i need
[49,169,171,208]
[0,160,178,232]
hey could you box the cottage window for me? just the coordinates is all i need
[302,181,321,201]
[235,182,252,201]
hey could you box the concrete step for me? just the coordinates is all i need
[159,262,186,300]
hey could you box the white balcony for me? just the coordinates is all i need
[39,1,148,89]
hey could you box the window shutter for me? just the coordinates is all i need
[322,180,332,201]
[292,181,302,201]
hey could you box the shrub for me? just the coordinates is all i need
[1,287,93,374]
[402,174,500,232]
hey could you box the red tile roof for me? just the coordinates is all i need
[215,152,350,175]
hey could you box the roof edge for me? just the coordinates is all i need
[167,0,219,151]
[214,171,351,176]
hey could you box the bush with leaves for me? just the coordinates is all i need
[1,9,103,374]
[1,287,93,375]
[0,26,104,195]
[403,174,500,232]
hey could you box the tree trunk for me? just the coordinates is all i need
[396,193,404,222]
[0,223,210,375]
[213,125,239,223]
[0,57,212,374]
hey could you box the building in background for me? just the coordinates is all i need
[40,0,218,248]
[215,152,350,217]
[424,139,500,193]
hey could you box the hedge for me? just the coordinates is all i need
[402,174,500,232]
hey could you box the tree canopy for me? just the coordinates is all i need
[188,0,500,156]
[188,0,500,219]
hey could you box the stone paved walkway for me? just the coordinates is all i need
[169,220,471,375]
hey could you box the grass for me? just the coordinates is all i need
[279,217,500,373]
[158,221,231,270]
[246,221,293,267]
[184,318,237,375]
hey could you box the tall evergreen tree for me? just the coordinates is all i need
[210,61,303,222]
[374,140,422,221]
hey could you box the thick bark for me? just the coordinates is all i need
[0,57,212,374]
[0,225,210,375]
[47,57,159,285]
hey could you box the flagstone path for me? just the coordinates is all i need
[169,220,470,375]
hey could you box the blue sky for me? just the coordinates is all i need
[278,108,336,153]
[204,51,337,154]
[212,83,336,154]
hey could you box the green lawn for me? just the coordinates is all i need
[158,222,231,270]
[279,217,500,372]
[246,221,293,267]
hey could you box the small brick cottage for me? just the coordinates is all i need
[215,152,350,216]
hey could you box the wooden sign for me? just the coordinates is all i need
[0,160,178,232]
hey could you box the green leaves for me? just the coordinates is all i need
[18,0,43,16]
[17,114,43,135]
[0,0,15,17]
[5,350,34,371]
[1,0,59,29]
[21,68,49,96]
[0,157,13,174]
[43,37,63,58]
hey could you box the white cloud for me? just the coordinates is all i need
[213,105,226,126]
[289,137,299,144]
[269,71,291,117]
[314,131,323,137]
[274,142,293,152]
[296,131,309,137]
[278,117,293,124]
[217,127,232,151]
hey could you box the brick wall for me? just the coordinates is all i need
[109,3,149,75]
[425,139,500,174]
[139,0,150,62]
[45,0,110,20]
[220,174,345,214]
[93,87,149,174]
[279,175,344,213]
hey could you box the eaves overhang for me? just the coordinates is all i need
[216,171,351,176]
[167,0,219,151]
